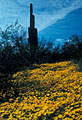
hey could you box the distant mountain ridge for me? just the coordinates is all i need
[39,7,82,45]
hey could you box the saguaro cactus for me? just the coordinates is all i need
[28,3,38,52]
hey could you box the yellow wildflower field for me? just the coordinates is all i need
[0,61,82,120]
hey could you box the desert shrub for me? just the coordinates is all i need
[0,21,82,102]
[34,41,53,64]
[0,21,30,74]
[0,22,30,100]
[61,35,82,60]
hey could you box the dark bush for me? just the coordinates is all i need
[0,21,82,102]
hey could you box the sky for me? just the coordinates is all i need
[0,0,82,43]
[0,0,82,30]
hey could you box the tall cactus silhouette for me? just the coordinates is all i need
[28,3,38,53]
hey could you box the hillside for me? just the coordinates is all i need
[39,7,82,44]
[0,61,82,119]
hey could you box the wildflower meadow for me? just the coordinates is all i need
[0,61,82,120]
